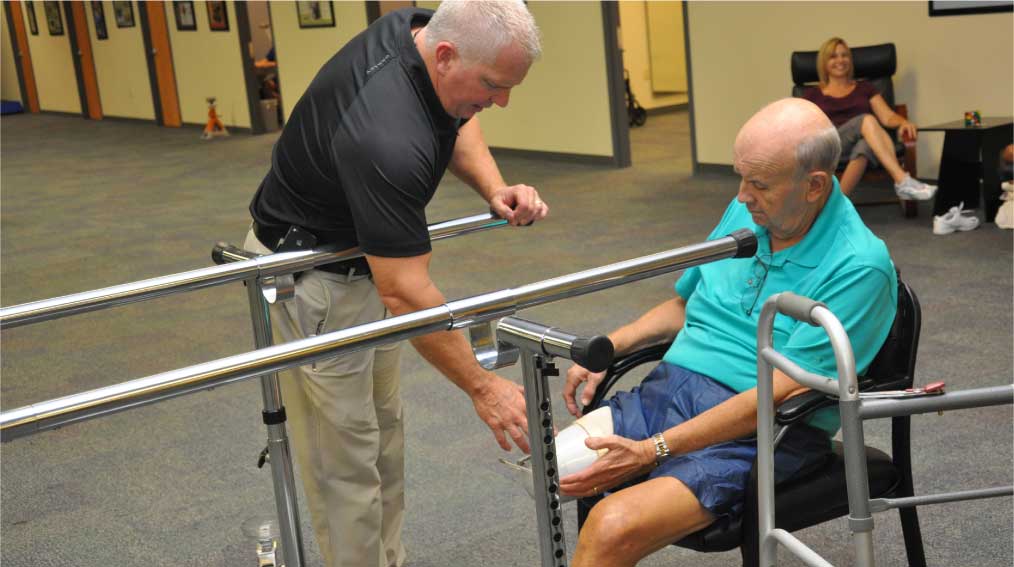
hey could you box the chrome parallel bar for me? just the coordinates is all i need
[858,385,1014,420]
[870,486,1014,513]
[0,213,507,329]
[0,231,756,441]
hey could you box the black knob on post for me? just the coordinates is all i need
[569,335,614,373]
[730,229,758,259]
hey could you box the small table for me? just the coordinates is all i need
[921,117,1013,223]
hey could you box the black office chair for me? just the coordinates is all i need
[577,278,927,567]
[791,43,919,218]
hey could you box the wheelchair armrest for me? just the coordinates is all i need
[776,390,836,426]
[582,343,670,414]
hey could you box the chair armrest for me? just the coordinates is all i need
[583,343,670,414]
[775,390,836,426]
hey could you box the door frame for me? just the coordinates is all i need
[139,0,181,127]
[3,0,41,112]
[235,1,266,134]
[65,0,102,120]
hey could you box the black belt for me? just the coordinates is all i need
[253,222,371,277]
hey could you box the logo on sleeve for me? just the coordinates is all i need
[366,53,394,77]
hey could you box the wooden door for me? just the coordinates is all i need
[4,0,40,112]
[141,1,180,127]
[67,1,102,119]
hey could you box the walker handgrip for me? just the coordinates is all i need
[730,229,759,259]
[777,293,826,326]
[570,335,615,373]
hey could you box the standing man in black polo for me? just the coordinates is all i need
[244,2,545,566]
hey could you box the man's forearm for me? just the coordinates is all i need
[449,117,505,201]
[409,329,492,397]
[609,298,686,356]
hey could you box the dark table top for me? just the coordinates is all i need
[921,116,1013,132]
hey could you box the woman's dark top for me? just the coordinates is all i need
[803,80,879,127]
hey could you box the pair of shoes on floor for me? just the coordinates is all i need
[894,175,938,201]
[933,202,980,235]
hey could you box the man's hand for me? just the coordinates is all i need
[558,435,656,497]
[471,374,531,453]
[489,184,549,226]
[563,363,607,417]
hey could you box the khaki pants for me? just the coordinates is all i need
[245,230,406,567]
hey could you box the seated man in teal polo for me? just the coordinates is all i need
[553,97,897,567]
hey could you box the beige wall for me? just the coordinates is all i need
[166,1,250,127]
[1,8,23,103]
[688,1,1014,179]
[420,0,614,157]
[478,1,613,157]
[87,1,154,120]
[270,1,369,122]
[620,0,687,110]
[21,1,79,114]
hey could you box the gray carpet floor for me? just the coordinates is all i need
[1,111,1011,566]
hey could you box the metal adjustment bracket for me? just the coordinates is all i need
[468,320,520,370]
[259,274,296,304]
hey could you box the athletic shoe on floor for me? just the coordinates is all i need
[894,175,938,201]
[933,202,980,235]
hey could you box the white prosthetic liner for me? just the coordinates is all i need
[556,407,614,478]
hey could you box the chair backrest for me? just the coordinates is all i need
[790,42,897,108]
[861,277,921,392]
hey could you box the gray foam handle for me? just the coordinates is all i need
[777,293,826,326]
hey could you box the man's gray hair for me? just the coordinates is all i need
[426,0,541,65]
[794,125,841,182]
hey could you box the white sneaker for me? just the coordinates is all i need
[894,175,938,201]
[933,202,981,235]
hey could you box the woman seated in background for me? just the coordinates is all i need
[804,37,937,200]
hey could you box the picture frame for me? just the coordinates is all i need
[206,1,229,31]
[928,0,1012,16]
[43,1,63,36]
[112,1,135,28]
[91,1,108,40]
[296,1,336,29]
[174,1,197,31]
[25,1,39,35]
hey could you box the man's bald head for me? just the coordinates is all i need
[735,98,841,183]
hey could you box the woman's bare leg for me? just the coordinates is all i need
[859,114,907,182]
[839,156,869,196]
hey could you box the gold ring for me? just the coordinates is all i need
[593,486,599,494]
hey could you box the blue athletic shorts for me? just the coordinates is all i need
[606,362,831,518]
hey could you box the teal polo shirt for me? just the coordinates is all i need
[664,178,897,434]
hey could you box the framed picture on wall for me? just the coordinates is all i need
[43,1,63,36]
[91,1,109,40]
[296,1,336,29]
[929,0,1012,16]
[206,1,229,31]
[25,1,39,35]
[112,1,135,28]
[174,1,197,31]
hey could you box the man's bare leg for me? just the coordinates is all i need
[572,477,715,567]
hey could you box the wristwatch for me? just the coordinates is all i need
[651,432,671,466]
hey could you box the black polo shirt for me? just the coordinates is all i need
[249,8,462,257]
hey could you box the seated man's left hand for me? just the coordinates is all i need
[489,184,549,226]
[558,434,656,497]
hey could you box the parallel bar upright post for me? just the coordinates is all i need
[245,278,305,567]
